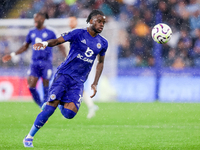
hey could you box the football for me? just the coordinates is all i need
[151,23,172,44]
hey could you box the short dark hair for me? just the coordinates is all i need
[86,10,104,23]
[38,12,49,19]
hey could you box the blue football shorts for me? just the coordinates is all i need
[27,61,53,80]
[47,73,84,110]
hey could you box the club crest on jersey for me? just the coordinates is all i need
[97,43,101,49]
[42,32,48,38]
[50,94,56,100]
[61,32,68,36]
[31,33,36,38]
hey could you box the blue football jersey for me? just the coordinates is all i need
[57,28,108,83]
[26,27,57,62]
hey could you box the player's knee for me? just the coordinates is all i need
[62,108,76,119]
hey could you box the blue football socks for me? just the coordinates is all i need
[29,105,56,137]
[28,125,39,137]
[29,87,42,107]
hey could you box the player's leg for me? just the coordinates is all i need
[59,102,78,119]
[42,79,49,103]
[42,63,53,104]
[23,100,59,147]
[23,73,65,147]
[27,76,42,107]
[27,63,43,107]
[27,100,59,137]
[58,76,83,119]
[83,91,99,118]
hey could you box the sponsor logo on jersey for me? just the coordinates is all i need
[77,54,93,63]
[76,47,94,63]
[85,48,94,57]
[50,94,56,100]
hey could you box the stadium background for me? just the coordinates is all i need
[0,0,200,102]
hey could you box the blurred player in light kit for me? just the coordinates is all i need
[67,16,99,119]
[2,12,66,108]
[23,10,108,147]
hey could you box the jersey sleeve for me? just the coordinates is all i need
[99,40,108,56]
[61,29,80,42]
[25,31,32,44]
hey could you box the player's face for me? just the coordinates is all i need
[91,15,106,33]
[34,14,45,29]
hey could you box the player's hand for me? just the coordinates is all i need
[33,43,46,50]
[2,54,11,63]
[90,84,97,98]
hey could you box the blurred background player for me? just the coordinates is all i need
[67,16,99,119]
[2,12,66,108]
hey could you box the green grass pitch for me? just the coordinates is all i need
[0,101,200,150]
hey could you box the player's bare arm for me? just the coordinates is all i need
[33,36,65,50]
[2,42,29,63]
[90,55,105,98]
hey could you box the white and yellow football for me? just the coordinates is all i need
[151,23,172,44]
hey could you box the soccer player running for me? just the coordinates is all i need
[23,10,107,147]
[67,16,99,119]
[2,12,66,108]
